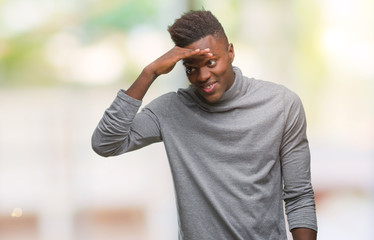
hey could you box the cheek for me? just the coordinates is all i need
[215,64,228,78]
[187,75,196,84]
[215,58,230,74]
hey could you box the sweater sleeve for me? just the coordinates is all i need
[91,90,162,157]
[280,91,318,232]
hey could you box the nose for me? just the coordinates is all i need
[197,67,211,82]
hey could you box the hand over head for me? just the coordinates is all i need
[147,46,212,77]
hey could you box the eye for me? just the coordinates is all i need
[207,60,217,67]
[185,66,196,75]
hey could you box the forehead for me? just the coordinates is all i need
[185,35,226,51]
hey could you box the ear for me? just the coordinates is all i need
[228,43,235,63]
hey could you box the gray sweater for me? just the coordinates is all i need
[92,67,317,240]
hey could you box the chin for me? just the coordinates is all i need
[204,95,221,104]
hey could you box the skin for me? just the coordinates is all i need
[125,35,235,103]
[182,35,235,103]
[125,34,317,240]
[125,44,212,101]
[292,228,317,240]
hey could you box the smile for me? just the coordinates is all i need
[202,82,217,93]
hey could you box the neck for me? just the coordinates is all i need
[225,66,236,92]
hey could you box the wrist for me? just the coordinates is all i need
[291,228,317,240]
[143,64,158,81]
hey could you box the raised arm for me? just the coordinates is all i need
[92,46,212,157]
[125,46,212,100]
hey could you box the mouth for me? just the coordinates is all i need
[201,82,217,93]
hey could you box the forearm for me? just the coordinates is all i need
[125,65,158,100]
[291,228,317,240]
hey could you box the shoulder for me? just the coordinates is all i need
[251,78,286,93]
[253,79,300,102]
[245,77,295,102]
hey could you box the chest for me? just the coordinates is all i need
[163,103,285,157]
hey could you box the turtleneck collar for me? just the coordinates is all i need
[177,67,250,112]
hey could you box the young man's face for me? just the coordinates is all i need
[183,35,235,104]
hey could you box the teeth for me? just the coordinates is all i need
[204,84,213,89]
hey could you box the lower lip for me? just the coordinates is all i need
[202,82,217,93]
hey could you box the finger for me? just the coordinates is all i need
[179,48,201,59]
[203,52,214,57]
[199,48,211,53]
[194,48,213,57]
[184,48,212,58]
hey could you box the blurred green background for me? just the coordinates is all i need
[1,0,373,239]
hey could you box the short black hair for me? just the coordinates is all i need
[168,10,228,47]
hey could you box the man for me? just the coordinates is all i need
[92,10,318,240]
